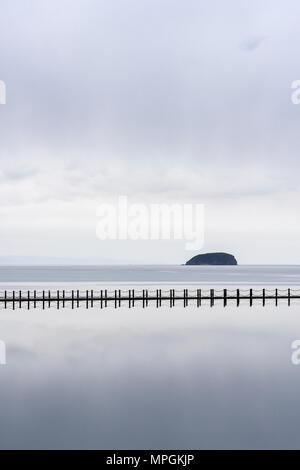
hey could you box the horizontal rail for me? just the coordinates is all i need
[0,288,299,309]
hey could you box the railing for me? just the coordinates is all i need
[0,288,299,309]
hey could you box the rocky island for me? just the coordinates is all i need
[185,252,237,266]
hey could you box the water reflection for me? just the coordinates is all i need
[0,304,300,449]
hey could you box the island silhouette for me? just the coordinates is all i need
[185,252,237,266]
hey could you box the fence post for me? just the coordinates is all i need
[250,288,253,307]
[224,288,227,307]
[262,288,265,307]
[197,289,201,307]
[275,288,278,307]
[288,288,291,306]
[237,289,240,307]
[210,289,214,307]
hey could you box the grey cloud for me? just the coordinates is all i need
[8,345,38,361]
[0,0,300,261]
[3,168,38,181]
[240,35,268,51]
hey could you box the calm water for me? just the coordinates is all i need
[0,264,300,287]
[0,265,300,449]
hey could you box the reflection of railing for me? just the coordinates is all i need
[0,288,300,309]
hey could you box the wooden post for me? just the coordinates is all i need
[224,289,227,307]
[71,290,74,309]
[100,290,103,309]
[77,290,79,308]
[91,290,94,308]
[262,288,265,307]
[288,288,291,306]
[63,290,65,308]
[275,288,278,307]
[48,290,51,308]
[12,290,15,310]
[114,290,117,309]
[57,290,59,309]
[237,289,240,307]
[210,289,214,307]
[4,290,7,309]
[197,289,201,307]
[33,290,36,308]
[156,289,159,308]
[86,290,89,309]
[27,290,30,310]
[146,289,149,307]
[250,288,253,307]
[118,289,121,308]
[19,290,22,309]
[42,290,45,310]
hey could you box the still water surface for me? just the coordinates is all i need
[0,265,300,449]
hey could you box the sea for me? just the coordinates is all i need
[0,265,300,450]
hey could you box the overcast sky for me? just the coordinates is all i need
[1,0,300,264]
